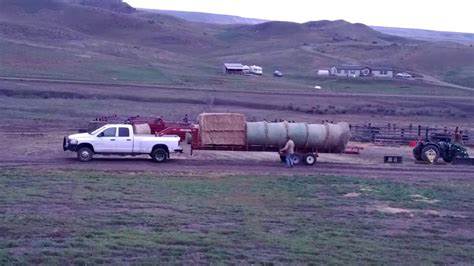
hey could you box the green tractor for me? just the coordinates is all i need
[413,140,469,164]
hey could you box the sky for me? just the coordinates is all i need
[124,0,474,33]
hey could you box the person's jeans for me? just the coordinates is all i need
[285,154,294,167]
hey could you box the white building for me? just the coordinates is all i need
[372,68,394,78]
[317,69,330,76]
[330,65,371,77]
[223,63,245,74]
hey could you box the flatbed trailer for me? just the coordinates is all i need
[188,128,319,165]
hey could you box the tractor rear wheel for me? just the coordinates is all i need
[412,143,423,161]
[421,145,440,164]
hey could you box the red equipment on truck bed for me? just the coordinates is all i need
[128,116,193,141]
[87,115,193,141]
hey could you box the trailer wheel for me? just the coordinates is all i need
[77,147,93,162]
[421,145,440,164]
[280,154,286,162]
[185,132,193,145]
[291,154,301,165]
[151,148,168,163]
[303,153,317,165]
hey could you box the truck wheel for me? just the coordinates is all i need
[291,154,301,165]
[421,145,440,164]
[303,153,317,165]
[77,147,93,162]
[151,148,168,163]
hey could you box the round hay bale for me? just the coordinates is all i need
[133,123,151,135]
[246,122,267,145]
[287,123,309,146]
[307,124,327,147]
[266,122,288,146]
[324,122,351,153]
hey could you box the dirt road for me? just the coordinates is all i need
[2,152,473,182]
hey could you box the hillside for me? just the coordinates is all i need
[373,26,474,45]
[139,9,474,45]
[0,0,473,89]
[140,9,267,25]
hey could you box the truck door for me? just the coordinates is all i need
[93,127,117,153]
[116,127,133,153]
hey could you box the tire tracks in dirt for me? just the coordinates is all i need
[1,157,473,181]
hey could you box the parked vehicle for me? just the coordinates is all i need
[413,140,469,163]
[63,124,182,162]
[250,65,263,75]
[273,70,283,77]
[396,72,413,78]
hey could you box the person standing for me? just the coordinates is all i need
[280,136,295,168]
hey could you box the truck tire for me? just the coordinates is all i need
[77,147,93,162]
[421,145,440,164]
[303,153,317,165]
[151,148,168,163]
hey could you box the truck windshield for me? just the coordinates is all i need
[90,125,108,135]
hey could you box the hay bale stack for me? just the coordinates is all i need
[133,123,151,135]
[198,113,246,146]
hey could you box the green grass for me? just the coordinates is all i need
[442,67,474,88]
[0,170,472,264]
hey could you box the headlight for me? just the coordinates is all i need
[69,139,78,145]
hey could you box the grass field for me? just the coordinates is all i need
[0,170,472,264]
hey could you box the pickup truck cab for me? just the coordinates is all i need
[63,124,183,162]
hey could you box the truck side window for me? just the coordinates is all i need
[118,128,130,137]
[101,127,117,137]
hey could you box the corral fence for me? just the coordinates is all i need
[349,123,474,147]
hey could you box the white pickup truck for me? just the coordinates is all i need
[63,124,183,162]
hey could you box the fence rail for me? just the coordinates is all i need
[349,123,473,146]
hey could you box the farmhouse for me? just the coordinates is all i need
[330,65,371,77]
[223,63,245,74]
[372,67,394,78]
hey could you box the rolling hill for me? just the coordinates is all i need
[139,8,267,25]
[144,9,474,45]
[0,0,473,89]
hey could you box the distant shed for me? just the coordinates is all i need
[317,69,330,76]
[223,63,245,74]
